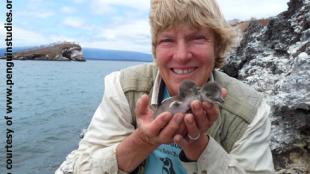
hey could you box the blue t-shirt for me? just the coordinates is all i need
[144,87,187,174]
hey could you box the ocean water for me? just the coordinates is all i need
[0,60,145,174]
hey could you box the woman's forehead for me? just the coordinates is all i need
[158,24,213,35]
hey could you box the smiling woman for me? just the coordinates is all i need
[155,25,217,96]
[150,0,234,96]
[56,0,274,174]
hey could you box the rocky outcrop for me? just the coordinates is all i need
[222,0,310,173]
[8,42,85,61]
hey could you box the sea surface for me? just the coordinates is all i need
[0,60,145,174]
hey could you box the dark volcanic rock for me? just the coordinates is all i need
[223,0,310,173]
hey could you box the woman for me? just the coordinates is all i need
[57,0,274,173]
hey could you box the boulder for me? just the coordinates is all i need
[222,0,310,173]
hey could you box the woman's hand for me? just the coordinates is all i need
[135,94,185,146]
[174,88,228,161]
[117,94,185,172]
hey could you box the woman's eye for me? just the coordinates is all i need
[194,35,206,41]
[158,38,174,46]
[159,38,173,43]
[192,35,209,44]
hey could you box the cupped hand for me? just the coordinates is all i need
[174,88,228,160]
[135,94,185,146]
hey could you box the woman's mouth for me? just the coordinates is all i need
[171,67,197,75]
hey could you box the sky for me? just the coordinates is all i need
[1,0,289,53]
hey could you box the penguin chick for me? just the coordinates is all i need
[178,80,199,100]
[200,82,224,105]
[153,80,200,117]
[153,96,185,117]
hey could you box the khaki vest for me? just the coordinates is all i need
[119,63,263,173]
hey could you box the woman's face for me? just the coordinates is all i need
[155,24,216,96]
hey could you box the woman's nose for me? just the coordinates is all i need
[173,41,192,63]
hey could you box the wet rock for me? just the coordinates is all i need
[79,128,87,139]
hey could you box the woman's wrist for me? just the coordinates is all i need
[182,134,209,161]
[116,129,158,172]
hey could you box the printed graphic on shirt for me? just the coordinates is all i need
[160,157,176,174]
[144,144,187,174]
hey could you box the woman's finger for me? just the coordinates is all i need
[158,113,184,142]
[202,102,219,124]
[184,113,201,141]
[135,94,151,120]
[147,112,173,136]
[191,100,206,130]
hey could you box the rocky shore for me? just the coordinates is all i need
[223,0,309,173]
[3,42,85,61]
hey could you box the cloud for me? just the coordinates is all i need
[48,35,78,43]
[19,0,55,19]
[17,11,54,19]
[29,0,44,4]
[63,17,87,29]
[90,0,150,15]
[10,0,290,54]
[6,26,78,47]
[72,0,86,4]
[85,20,151,53]
[98,20,150,40]
[96,20,151,50]
[7,18,151,53]
[93,0,150,9]
[217,0,289,20]
[13,27,49,46]
[61,6,76,14]
[0,21,5,41]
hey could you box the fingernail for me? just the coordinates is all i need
[186,115,194,124]
[194,100,201,108]
[163,112,172,120]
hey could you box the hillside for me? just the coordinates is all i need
[223,0,309,173]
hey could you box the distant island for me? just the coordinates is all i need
[0,42,153,62]
[0,42,85,61]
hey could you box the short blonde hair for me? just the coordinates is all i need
[150,0,234,68]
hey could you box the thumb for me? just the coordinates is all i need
[221,87,228,98]
[135,94,153,122]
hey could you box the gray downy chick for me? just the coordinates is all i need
[153,80,200,117]
[200,82,224,105]
[153,80,224,117]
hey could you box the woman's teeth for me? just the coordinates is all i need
[172,68,195,74]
